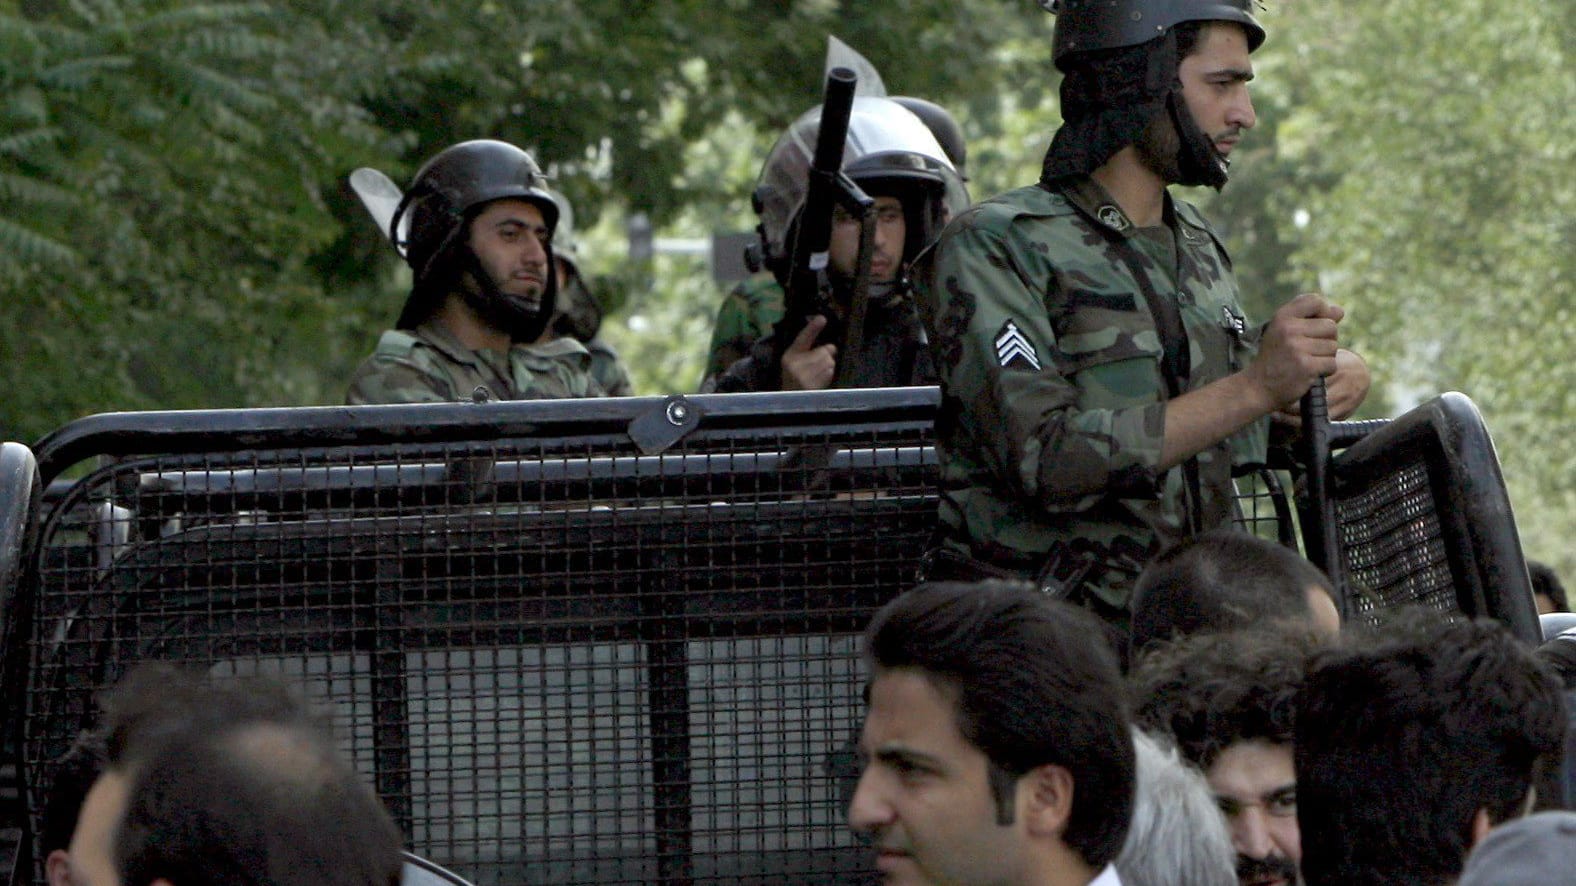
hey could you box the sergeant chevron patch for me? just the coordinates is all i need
[994,320,1041,371]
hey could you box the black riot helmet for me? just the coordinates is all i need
[391,140,561,337]
[1045,0,1264,70]
[1040,0,1265,190]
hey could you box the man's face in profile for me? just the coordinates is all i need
[848,668,1032,885]
[67,772,129,886]
[1207,740,1302,886]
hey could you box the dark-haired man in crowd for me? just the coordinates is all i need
[1295,613,1567,886]
[1530,559,1569,615]
[1129,529,1340,657]
[40,731,108,886]
[1131,625,1326,886]
[67,665,403,886]
[850,580,1134,885]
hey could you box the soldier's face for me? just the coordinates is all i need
[829,195,906,284]
[468,199,551,313]
[1176,23,1258,160]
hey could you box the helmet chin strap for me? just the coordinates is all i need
[1167,89,1231,190]
[458,249,550,341]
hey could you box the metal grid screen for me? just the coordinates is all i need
[1333,459,1459,623]
[24,407,937,885]
[1314,393,1536,635]
[32,391,1475,884]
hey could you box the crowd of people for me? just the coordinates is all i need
[23,0,1572,884]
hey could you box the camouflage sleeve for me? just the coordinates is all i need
[591,348,636,397]
[921,206,1167,513]
[345,355,455,405]
[703,287,759,384]
[702,277,785,386]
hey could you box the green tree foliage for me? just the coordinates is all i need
[2,0,1035,441]
[1,0,392,435]
[0,0,1567,577]
[1254,0,1574,577]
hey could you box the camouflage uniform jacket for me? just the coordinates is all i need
[912,176,1268,610]
[346,320,606,404]
[708,286,936,393]
[702,274,785,385]
[586,337,635,397]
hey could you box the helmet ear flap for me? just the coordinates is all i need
[396,219,469,330]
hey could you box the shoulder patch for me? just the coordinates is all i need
[993,320,1042,372]
[1096,204,1131,232]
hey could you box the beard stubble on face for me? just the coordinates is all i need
[459,262,544,339]
[1134,111,1184,185]
[1236,851,1300,886]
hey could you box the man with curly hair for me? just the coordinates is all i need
[1129,626,1326,886]
[1295,613,1567,886]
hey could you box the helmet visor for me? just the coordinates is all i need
[756,97,967,260]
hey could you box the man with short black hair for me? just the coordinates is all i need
[1131,626,1325,886]
[1530,559,1569,615]
[1129,529,1340,656]
[850,580,1134,885]
[1295,613,1567,886]
[67,665,403,886]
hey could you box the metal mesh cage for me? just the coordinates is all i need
[23,393,940,885]
[24,390,1533,884]
[1310,393,1538,638]
[1335,460,1458,621]
[1232,467,1297,548]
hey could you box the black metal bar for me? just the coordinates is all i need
[1327,418,1389,449]
[368,556,414,836]
[0,443,40,886]
[31,388,945,489]
[644,550,694,886]
[1298,379,1347,617]
[1253,467,1298,549]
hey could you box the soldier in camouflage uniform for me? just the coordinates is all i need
[347,140,605,404]
[702,97,969,393]
[913,0,1369,628]
[538,188,635,396]
[700,95,969,388]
